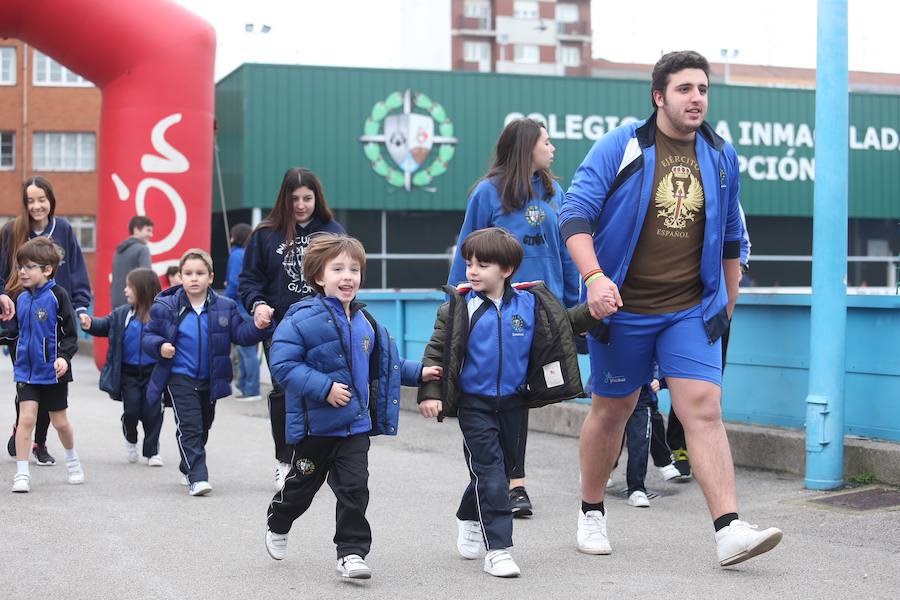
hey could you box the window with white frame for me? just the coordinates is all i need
[0,47,16,85]
[514,44,540,64]
[555,3,579,23]
[558,45,581,67]
[513,1,539,19]
[33,50,93,87]
[463,41,491,63]
[463,0,490,19]
[67,216,96,251]
[32,132,96,171]
[0,132,14,170]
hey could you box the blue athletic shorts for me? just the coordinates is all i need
[588,304,722,397]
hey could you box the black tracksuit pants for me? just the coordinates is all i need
[267,433,371,559]
[624,386,673,494]
[168,374,215,484]
[10,345,50,446]
[263,339,292,464]
[120,365,163,458]
[456,394,527,551]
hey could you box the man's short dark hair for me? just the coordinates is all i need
[128,215,154,234]
[650,50,710,109]
[460,227,523,273]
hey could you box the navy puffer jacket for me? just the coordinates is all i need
[142,286,271,404]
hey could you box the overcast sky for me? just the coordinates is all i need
[171,0,898,81]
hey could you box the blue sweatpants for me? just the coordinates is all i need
[168,374,216,484]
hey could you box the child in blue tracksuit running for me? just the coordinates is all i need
[143,249,271,497]
[82,268,164,466]
[263,234,441,580]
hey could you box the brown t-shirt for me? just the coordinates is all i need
[619,130,705,314]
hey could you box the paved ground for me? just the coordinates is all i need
[2,354,898,600]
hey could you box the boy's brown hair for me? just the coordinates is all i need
[179,248,214,273]
[302,234,367,295]
[459,227,524,273]
[16,237,62,278]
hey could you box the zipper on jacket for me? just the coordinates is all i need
[323,300,358,432]
[495,303,503,400]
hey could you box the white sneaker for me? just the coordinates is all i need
[336,554,371,579]
[483,549,520,578]
[265,528,288,560]
[126,443,139,463]
[180,473,190,486]
[11,473,30,493]
[627,490,650,508]
[715,519,783,566]
[274,461,291,492]
[577,510,612,554]
[658,463,681,481]
[148,455,164,467]
[66,459,85,484]
[189,481,212,496]
[606,476,613,488]
[456,519,482,559]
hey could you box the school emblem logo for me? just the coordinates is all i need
[36,308,48,322]
[361,335,371,355]
[295,458,316,476]
[218,316,229,327]
[359,89,458,191]
[655,165,704,230]
[524,204,546,227]
[511,314,525,336]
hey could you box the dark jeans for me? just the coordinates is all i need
[267,433,372,559]
[624,385,672,494]
[120,365,163,458]
[168,374,215,483]
[263,339,291,464]
[456,394,527,551]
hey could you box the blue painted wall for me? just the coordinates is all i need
[358,290,900,442]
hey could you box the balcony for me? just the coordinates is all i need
[556,21,591,41]
[455,15,494,36]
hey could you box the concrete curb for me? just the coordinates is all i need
[399,387,900,485]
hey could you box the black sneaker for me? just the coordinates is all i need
[672,448,692,482]
[33,443,56,466]
[509,486,533,518]
[7,429,15,458]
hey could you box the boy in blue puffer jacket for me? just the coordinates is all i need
[143,249,271,497]
[263,234,441,580]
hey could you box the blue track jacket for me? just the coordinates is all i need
[11,280,79,384]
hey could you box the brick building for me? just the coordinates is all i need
[0,40,100,281]
[451,0,591,76]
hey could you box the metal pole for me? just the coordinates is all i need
[805,0,848,490]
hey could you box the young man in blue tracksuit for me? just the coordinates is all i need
[560,50,781,567]
[263,234,440,579]
[2,237,83,492]
[143,249,271,497]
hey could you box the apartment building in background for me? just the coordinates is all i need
[451,0,591,76]
[0,40,100,280]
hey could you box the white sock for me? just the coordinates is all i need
[64,448,78,462]
[16,460,29,476]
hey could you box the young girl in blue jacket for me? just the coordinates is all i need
[263,234,441,579]
[82,268,164,466]
[143,249,271,497]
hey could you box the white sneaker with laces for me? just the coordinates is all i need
[336,554,371,579]
[456,519,482,559]
[66,459,85,484]
[11,473,30,493]
[483,549,520,578]
[274,461,291,492]
[627,490,650,508]
[715,519,783,566]
[180,473,190,486]
[658,463,681,481]
[148,455,164,467]
[265,528,288,560]
[189,480,212,496]
[126,443,139,463]
[577,510,612,554]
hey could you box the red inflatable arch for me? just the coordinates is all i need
[0,0,216,366]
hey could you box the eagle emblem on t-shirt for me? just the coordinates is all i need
[655,165,704,229]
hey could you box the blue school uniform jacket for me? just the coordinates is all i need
[11,280,79,384]
[270,295,422,444]
[87,304,155,401]
[142,286,271,405]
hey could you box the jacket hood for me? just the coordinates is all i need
[115,237,145,254]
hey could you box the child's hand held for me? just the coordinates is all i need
[160,342,176,359]
[419,399,442,419]
[80,314,92,330]
[421,365,443,382]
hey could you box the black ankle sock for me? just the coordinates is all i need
[582,501,605,516]
[713,512,739,532]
